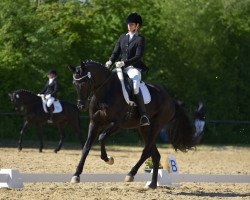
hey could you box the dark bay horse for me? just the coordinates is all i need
[9,89,84,153]
[69,61,196,189]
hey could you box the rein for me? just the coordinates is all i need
[73,70,114,100]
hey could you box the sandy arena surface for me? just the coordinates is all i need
[0,144,249,200]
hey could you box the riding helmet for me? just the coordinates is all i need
[48,69,57,75]
[126,13,142,25]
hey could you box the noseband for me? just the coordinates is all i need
[73,72,91,81]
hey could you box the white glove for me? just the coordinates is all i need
[37,94,41,97]
[115,61,125,68]
[105,60,112,68]
[45,94,51,99]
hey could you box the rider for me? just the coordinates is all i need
[39,69,58,123]
[105,12,150,126]
[194,101,205,136]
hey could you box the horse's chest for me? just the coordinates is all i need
[93,103,109,119]
[92,103,138,123]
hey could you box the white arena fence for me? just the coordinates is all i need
[1,157,250,189]
[0,169,250,189]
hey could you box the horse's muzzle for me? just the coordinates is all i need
[77,101,88,112]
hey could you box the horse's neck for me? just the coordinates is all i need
[93,71,113,94]
[22,93,40,106]
[93,73,125,105]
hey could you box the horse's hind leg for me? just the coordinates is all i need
[99,122,120,164]
[54,124,65,153]
[18,120,29,151]
[125,126,153,182]
[146,145,161,189]
[125,124,161,189]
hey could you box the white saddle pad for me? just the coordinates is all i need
[42,99,63,113]
[115,68,151,106]
[120,80,151,106]
[139,82,151,104]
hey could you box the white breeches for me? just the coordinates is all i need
[124,66,141,94]
[194,119,205,136]
[46,97,55,107]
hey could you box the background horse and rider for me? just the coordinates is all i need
[9,89,84,153]
[69,60,196,189]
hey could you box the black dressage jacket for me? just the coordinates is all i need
[109,33,148,72]
[40,78,58,98]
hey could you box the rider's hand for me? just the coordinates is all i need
[105,60,112,68]
[115,61,125,68]
[45,94,51,99]
[37,94,41,96]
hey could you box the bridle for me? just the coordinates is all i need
[73,72,91,81]
[72,70,113,105]
[73,72,93,106]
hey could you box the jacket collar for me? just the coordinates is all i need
[48,77,56,84]
[126,32,138,44]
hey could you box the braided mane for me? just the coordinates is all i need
[14,89,37,96]
[85,60,104,68]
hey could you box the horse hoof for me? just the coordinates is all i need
[125,175,134,182]
[39,149,43,153]
[144,183,157,190]
[71,176,80,183]
[18,148,22,152]
[105,156,114,165]
[54,149,58,153]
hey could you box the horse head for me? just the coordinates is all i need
[68,60,111,112]
[9,90,40,113]
[9,92,23,112]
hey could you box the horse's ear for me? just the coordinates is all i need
[68,65,76,73]
[8,93,12,98]
[80,61,86,68]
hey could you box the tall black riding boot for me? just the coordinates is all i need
[47,105,54,123]
[135,90,150,126]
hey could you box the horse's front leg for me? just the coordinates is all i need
[71,122,99,183]
[54,124,65,153]
[70,117,84,149]
[99,122,120,165]
[18,120,29,151]
[37,124,44,153]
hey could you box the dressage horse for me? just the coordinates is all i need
[69,61,195,189]
[9,89,84,153]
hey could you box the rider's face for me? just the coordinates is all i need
[47,73,55,78]
[127,23,139,33]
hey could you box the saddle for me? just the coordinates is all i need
[115,68,151,106]
[39,96,63,113]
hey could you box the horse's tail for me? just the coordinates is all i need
[168,101,196,152]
